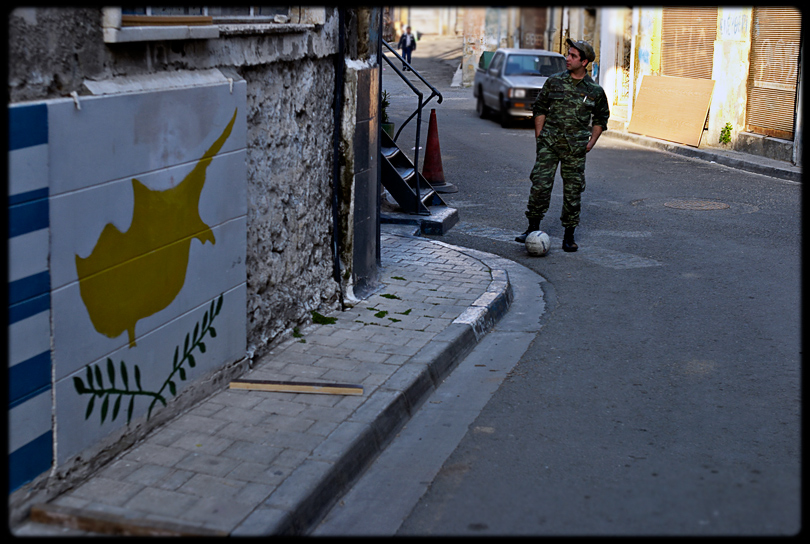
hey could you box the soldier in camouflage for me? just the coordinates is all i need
[515,39,610,252]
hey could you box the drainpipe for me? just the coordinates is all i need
[792,37,803,166]
[377,7,383,265]
[332,7,345,286]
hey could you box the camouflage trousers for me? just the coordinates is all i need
[526,134,587,228]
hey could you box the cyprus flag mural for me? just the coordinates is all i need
[48,78,247,464]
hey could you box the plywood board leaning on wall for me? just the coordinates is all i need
[627,75,715,148]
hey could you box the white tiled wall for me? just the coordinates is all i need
[8,76,249,487]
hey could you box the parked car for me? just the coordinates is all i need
[473,48,566,127]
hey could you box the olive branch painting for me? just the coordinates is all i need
[73,294,223,425]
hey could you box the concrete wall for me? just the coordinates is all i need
[7,7,381,511]
[461,8,487,88]
[345,8,382,302]
[461,7,606,88]
[708,7,753,148]
[460,7,519,88]
[8,8,108,103]
[598,7,622,112]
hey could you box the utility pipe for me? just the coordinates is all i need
[331,7,345,285]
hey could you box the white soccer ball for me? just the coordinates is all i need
[525,230,550,256]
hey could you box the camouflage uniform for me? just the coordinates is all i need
[526,70,610,228]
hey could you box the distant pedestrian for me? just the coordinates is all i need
[398,26,416,71]
[515,39,610,252]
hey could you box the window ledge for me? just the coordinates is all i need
[104,22,316,43]
[104,25,220,43]
[216,22,315,37]
[101,8,325,44]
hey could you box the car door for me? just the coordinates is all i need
[483,52,505,109]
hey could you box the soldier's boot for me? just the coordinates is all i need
[562,227,578,252]
[515,219,541,243]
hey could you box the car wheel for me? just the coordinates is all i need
[476,91,487,118]
[499,98,511,128]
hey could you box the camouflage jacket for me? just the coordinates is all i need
[532,70,610,149]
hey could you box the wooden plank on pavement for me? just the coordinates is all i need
[229,379,364,396]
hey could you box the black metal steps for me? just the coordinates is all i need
[380,129,447,216]
[379,129,458,235]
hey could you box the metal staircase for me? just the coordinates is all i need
[380,128,447,215]
[379,40,458,234]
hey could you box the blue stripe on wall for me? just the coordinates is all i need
[9,187,49,206]
[9,271,51,306]
[7,101,52,496]
[8,197,49,238]
[8,430,52,493]
[8,103,48,151]
[9,351,51,408]
[8,293,50,325]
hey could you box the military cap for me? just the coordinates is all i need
[566,38,595,62]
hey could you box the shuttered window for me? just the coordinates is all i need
[746,7,801,140]
[661,7,718,80]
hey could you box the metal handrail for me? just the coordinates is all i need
[381,39,443,214]
[382,40,444,141]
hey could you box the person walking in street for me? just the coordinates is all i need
[398,26,416,71]
[515,39,610,252]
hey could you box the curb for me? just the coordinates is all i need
[602,130,801,183]
[233,242,515,535]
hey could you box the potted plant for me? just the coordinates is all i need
[381,89,395,138]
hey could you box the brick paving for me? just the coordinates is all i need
[16,230,513,536]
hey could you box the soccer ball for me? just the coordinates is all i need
[525,230,550,256]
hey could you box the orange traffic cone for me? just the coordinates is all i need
[422,108,457,193]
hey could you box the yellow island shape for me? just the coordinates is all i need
[75,109,237,348]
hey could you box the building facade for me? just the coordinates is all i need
[457,6,802,166]
[599,6,802,165]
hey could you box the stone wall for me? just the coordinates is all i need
[8,7,343,365]
[8,8,108,102]
[241,59,340,359]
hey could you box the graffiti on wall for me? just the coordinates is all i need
[75,109,237,348]
[73,294,223,424]
[70,107,242,426]
[719,8,749,41]
[71,108,239,424]
[46,78,247,465]
[8,75,248,490]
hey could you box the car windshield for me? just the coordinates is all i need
[503,54,566,77]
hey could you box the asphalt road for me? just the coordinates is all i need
[316,36,802,536]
